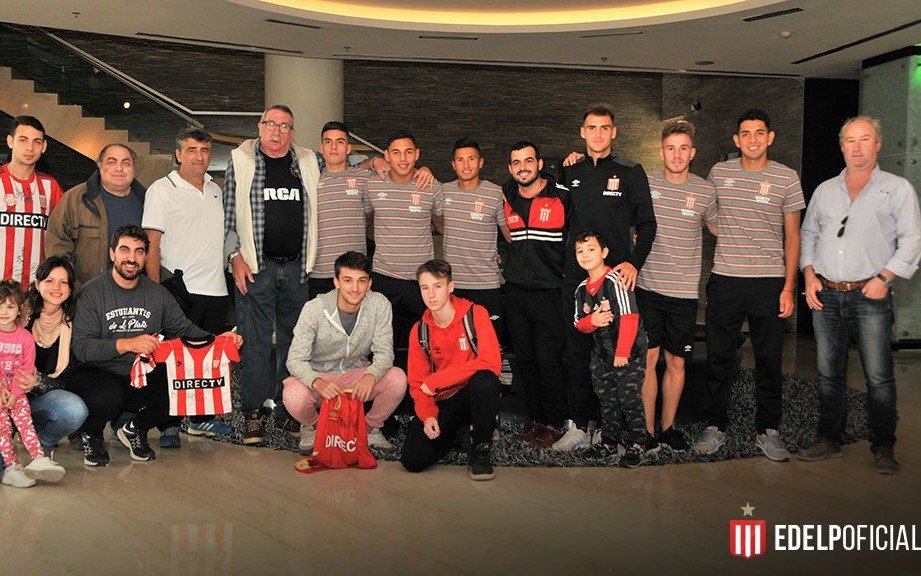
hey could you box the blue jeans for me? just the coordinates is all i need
[0,390,88,472]
[813,289,896,450]
[235,258,310,414]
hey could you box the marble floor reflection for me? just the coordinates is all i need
[2,338,919,575]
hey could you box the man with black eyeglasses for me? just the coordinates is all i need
[693,109,805,462]
[799,116,921,475]
[223,104,320,445]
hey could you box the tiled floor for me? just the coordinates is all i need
[3,337,918,575]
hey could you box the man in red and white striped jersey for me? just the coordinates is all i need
[1,116,63,291]
[310,121,372,297]
[694,109,805,462]
[441,137,511,339]
[636,120,716,452]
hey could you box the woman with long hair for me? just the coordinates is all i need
[23,256,88,457]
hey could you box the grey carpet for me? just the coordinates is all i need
[209,367,869,467]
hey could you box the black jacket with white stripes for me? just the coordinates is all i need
[501,173,570,291]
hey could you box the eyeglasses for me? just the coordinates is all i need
[837,216,848,238]
[259,120,293,133]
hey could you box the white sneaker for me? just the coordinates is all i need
[590,429,603,446]
[24,455,67,483]
[2,464,36,488]
[552,426,590,451]
[298,424,316,455]
[693,426,726,455]
[756,429,791,462]
[367,428,394,450]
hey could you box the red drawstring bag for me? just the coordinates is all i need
[294,394,377,474]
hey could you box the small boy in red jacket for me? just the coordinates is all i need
[400,259,502,480]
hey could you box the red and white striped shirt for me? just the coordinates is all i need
[0,164,63,290]
[153,335,239,416]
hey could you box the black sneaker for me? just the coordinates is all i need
[117,421,156,461]
[658,426,690,451]
[468,442,495,481]
[874,446,900,475]
[276,415,301,438]
[83,433,110,467]
[584,442,620,461]
[620,444,644,468]
[242,409,265,445]
[643,432,661,455]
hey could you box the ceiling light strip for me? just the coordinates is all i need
[135,32,303,54]
[265,18,321,30]
[742,7,803,22]
[792,17,921,64]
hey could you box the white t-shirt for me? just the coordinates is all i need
[143,171,227,296]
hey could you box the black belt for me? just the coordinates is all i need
[265,254,299,264]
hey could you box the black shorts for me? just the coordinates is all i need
[636,288,698,358]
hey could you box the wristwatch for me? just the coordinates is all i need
[876,273,893,286]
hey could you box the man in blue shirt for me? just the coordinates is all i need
[799,115,921,475]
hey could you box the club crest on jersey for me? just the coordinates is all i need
[539,206,551,222]
[470,201,485,221]
[39,195,48,209]
[409,193,423,212]
[758,181,772,196]
[4,194,16,206]
[607,177,620,191]
[600,298,611,312]
[686,196,696,209]
[347,178,357,189]
[458,337,469,351]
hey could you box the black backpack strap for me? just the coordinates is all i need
[463,306,478,356]
[418,321,433,369]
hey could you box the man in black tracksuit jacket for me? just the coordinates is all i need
[501,141,570,443]
[553,102,657,451]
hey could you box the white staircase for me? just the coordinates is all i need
[0,66,171,187]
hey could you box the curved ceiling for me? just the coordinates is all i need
[234,0,784,32]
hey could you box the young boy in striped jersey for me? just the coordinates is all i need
[572,230,652,467]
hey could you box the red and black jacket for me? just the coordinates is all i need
[501,173,570,291]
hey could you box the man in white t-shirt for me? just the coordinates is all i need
[143,128,231,439]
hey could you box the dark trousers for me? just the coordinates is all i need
[505,285,567,428]
[187,293,230,334]
[400,371,500,473]
[592,348,647,446]
[308,276,336,298]
[813,289,896,449]
[236,258,310,415]
[561,277,601,429]
[703,274,785,433]
[67,365,170,435]
[372,272,425,370]
[454,288,503,348]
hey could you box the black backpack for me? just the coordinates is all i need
[417,306,478,367]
